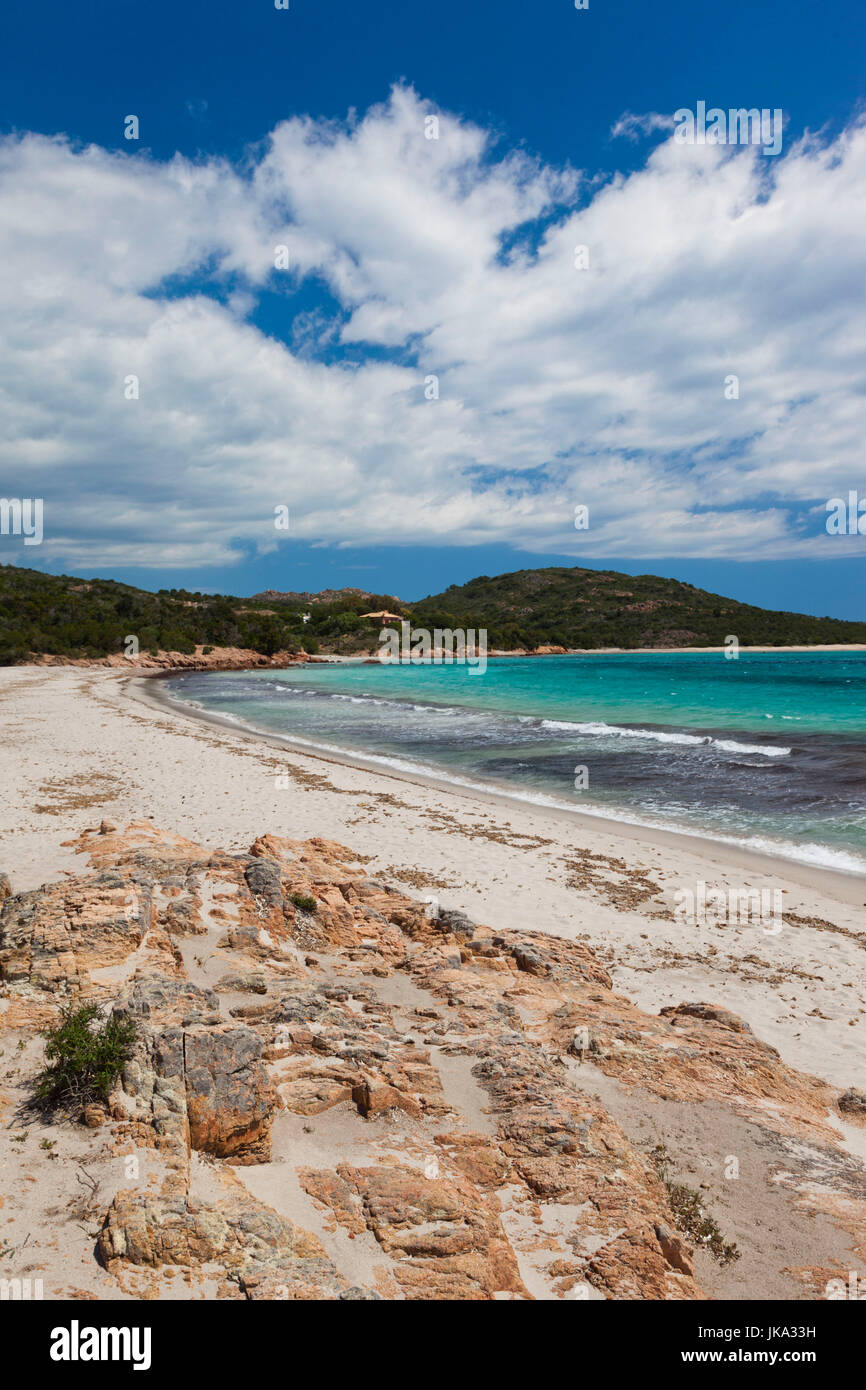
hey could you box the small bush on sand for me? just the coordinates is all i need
[649,1143,740,1267]
[289,891,317,913]
[34,1003,136,1114]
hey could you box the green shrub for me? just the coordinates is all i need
[289,891,317,913]
[158,629,196,655]
[648,1144,740,1266]
[34,1003,137,1113]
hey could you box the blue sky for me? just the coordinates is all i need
[1,0,865,615]
[3,0,863,168]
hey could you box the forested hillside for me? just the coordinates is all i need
[1,562,864,664]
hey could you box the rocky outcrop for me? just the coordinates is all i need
[28,647,316,673]
[839,1088,866,1118]
[2,820,865,1301]
[322,1163,524,1299]
[183,1025,276,1162]
[109,982,275,1165]
[0,868,153,994]
[97,1184,371,1300]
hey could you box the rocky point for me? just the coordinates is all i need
[0,820,864,1301]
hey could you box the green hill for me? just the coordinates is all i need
[0,565,406,663]
[411,566,866,650]
[1,562,864,664]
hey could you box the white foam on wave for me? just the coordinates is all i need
[540,719,790,757]
[542,718,705,744]
[729,836,866,874]
[176,681,792,758]
[263,684,793,756]
[323,690,460,714]
[159,692,866,878]
[713,738,790,757]
[259,730,866,874]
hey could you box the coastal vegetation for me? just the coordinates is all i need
[34,1003,137,1114]
[413,567,866,651]
[649,1143,740,1268]
[1,561,864,664]
[0,564,404,663]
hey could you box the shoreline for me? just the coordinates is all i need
[133,667,866,895]
[2,664,865,1099]
[17,639,866,676]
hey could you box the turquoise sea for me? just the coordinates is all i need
[163,652,866,873]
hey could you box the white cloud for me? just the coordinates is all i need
[0,87,865,570]
[610,111,675,141]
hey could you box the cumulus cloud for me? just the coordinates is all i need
[0,85,864,570]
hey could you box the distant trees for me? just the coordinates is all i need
[2,562,865,663]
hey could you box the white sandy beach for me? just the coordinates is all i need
[2,663,865,1099]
